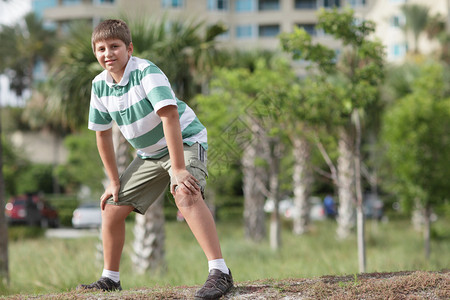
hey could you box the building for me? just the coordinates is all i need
[366,0,449,63]
[32,0,450,62]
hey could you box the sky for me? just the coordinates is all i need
[0,0,32,106]
[0,0,31,26]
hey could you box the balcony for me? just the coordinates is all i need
[43,0,117,22]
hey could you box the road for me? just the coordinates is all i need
[45,228,100,239]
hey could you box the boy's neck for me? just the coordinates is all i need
[111,72,123,84]
[110,56,131,84]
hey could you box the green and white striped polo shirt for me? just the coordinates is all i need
[88,56,207,159]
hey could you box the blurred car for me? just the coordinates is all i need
[5,194,59,228]
[264,197,326,221]
[72,203,102,229]
[363,193,384,220]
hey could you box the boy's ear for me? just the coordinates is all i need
[128,42,134,56]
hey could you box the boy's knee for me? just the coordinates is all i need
[175,189,201,208]
[102,204,133,222]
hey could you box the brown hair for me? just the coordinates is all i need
[91,19,132,52]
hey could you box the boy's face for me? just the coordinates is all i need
[94,38,133,82]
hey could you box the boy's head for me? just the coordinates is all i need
[91,19,132,53]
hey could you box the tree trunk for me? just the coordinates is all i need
[113,125,131,175]
[412,198,424,232]
[423,204,431,260]
[204,185,217,220]
[292,135,313,235]
[336,127,355,239]
[242,122,266,242]
[353,110,366,273]
[268,138,283,250]
[0,109,9,286]
[132,192,166,273]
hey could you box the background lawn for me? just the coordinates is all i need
[1,217,449,296]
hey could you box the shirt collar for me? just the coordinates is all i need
[104,56,134,87]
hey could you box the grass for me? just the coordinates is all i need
[1,217,449,297]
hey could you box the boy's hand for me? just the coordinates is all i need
[171,169,200,196]
[100,182,120,210]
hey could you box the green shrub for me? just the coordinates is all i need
[8,226,45,241]
[46,194,79,227]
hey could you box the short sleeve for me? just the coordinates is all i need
[140,64,177,113]
[88,86,113,131]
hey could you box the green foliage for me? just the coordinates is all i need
[317,8,376,47]
[2,136,27,197]
[46,194,79,227]
[3,138,55,195]
[0,106,30,133]
[383,63,422,102]
[381,63,450,209]
[280,8,385,118]
[195,57,299,181]
[54,130,104,196]
[14,164,55,195]
[279,27,336,73]
[7,226,45,242]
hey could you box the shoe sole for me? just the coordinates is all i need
[194,285,233,300]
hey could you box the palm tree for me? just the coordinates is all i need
[0,12,56,98]
[400,4,430,54]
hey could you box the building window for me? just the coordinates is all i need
[348,0,366,7]
[236,25,255,38]
[259,0,279,11]
[391,43,407,58]
[162,0,184,8]
[216,29,230,40]
[295,0,317,9]
[235,0,256,12]
[259,24,280,37]
[296,23,316,36]
[323,0,340,8]
[390,15,405,28]
[62,0,81,5]
[208,0,229,10]
[93,0,115,3]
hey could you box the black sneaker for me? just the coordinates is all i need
[77,277,122,292]
[195,269,233,299]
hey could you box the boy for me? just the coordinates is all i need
[78,19,233,299]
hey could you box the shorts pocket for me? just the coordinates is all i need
[188,158,208,180]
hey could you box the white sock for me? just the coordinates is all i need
[102,269,120,283]
[208,259,229,275]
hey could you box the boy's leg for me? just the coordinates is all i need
[175,189,234,299]
[77,204,133,292]
[175,190,222,261]
[102,204,135,271]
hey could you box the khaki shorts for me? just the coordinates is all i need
[105,143,208,214]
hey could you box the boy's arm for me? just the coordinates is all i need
[157,105,200,195]
[96,128,120,209]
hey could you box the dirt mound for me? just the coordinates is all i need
[4,270,449,299]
